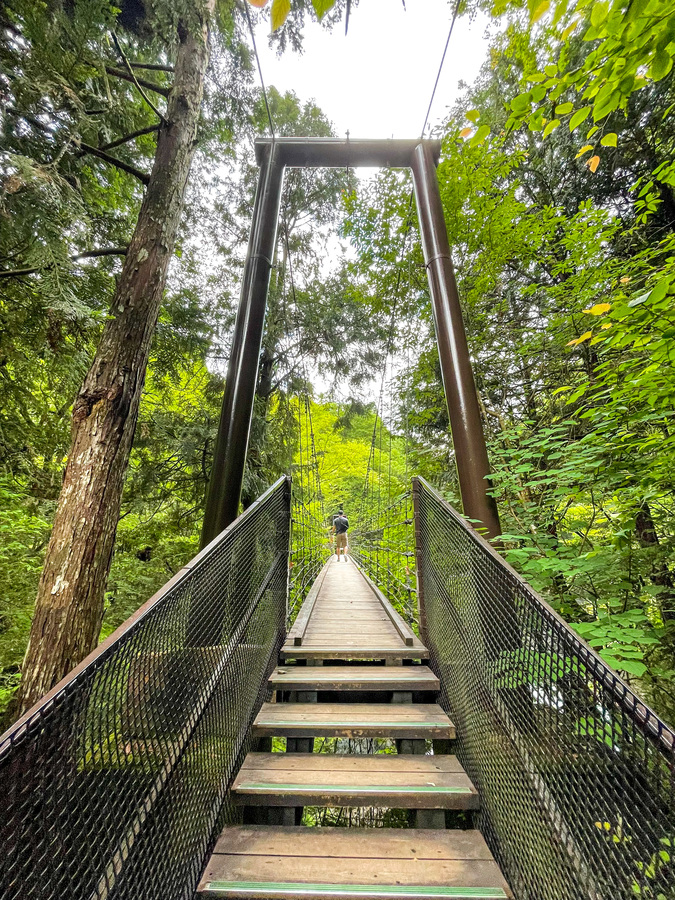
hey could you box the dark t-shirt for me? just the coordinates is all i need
[334,515,349,534]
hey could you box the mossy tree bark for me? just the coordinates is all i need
[16,1,215,716]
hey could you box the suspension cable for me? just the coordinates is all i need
[420,0,461,138]
[243,3,275,139]
[282,205,326,525]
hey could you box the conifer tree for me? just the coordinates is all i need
[14,0,216,714]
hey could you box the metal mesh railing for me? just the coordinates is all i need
[413,476,675,900]
[350,491,417,627]
[288,493,330,624]
[0,476,291,900]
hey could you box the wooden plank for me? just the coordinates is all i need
[310,606,381,612]
[252,703,454,739]
[353,563,418,648]
[211,826,494,859]
[307,611,389,618]
[238,768,471,793]
[232,783,478,810]
[240,753,466,773]
[311,598,382,604]
[288,560,332,646]
[306,622,396,630]
[304,630,399,639]
[269,666,439,692]
[281,646,429,661]
[241,753,464,776]
[304,625,405,647]
[307,613,387,621]
[232,752,478,809]
[200,880,508,899]
[199,827,512,898]
[256,703,451,720]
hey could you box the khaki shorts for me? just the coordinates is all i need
[336,533,348,550]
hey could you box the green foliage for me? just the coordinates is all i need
[244,0,340,32]
[0,0,253,717]
[337,4,675,726]
[492,0,675,134]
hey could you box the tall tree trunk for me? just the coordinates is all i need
[635,501,675,623]
[15,3,214,717]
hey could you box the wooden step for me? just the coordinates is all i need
[270,666,440,692]
[233,752,478,809]
[252,703,455,740]
[198,826,512,899]
[280,645,429,661]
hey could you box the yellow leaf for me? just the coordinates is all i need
[588,155,600,173]
[271,0,291,30]
[601,323,612,330]
[567,331,593,346]
[460,127,473,138]
[583,302,612,315]
[575,144,594,159]
[561,19,579,39]
[531,0,550,22]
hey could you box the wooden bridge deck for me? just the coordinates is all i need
[198,555,512,900]
[282,558,427,660]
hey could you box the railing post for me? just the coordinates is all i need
[200,141,285,548]
[411,477,428,644]
[410,141,501,541]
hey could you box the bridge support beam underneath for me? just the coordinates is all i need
[201,141,285,547]
[410,142,501,540]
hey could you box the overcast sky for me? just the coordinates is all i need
[250,0,491,140]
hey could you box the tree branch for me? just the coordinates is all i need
[78,142,150,184]
[130,62,175,73]
[73,124,160,157]
[7,107,153,182]
[99,124,160,152]
[0,247,128,279]
[74,248,129,260]
[104,65,171,99]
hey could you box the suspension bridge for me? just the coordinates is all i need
[1,139,674,900]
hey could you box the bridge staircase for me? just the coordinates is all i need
[2,476,674,900]
[199,556,511,900]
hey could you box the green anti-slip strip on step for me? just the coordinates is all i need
[236,783,472,794]
[257,723,450,728]
[204,883,507,898]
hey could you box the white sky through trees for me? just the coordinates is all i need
[251,0,490,140]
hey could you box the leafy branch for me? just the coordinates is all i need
[0,247,128,279]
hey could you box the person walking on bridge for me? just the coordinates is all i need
[332,509,349,561]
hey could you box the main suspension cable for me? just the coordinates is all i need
[243,3,275,139]
[420,0,461,138]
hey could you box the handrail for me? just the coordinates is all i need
[349,490,416,626]
[414,476,675,755]
[1,475,290,750]
[414,475,675,900]
[0,476,291,900]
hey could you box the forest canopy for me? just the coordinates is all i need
[1,0,675,725]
